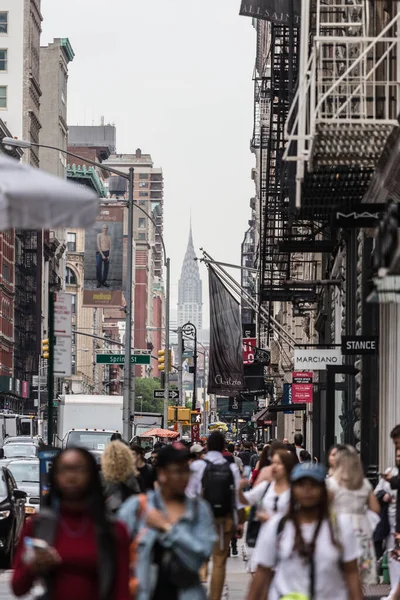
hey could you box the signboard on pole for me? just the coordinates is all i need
[243,338,257,365]
[96,354,151,365]
[83,206,124,307]
[39,447,60,506]
[292,372,313,404]
[54,292,72,377]
[239,0,301,27]
[294,348,342,370]
[154,389,179,400]
[341,336,378,355]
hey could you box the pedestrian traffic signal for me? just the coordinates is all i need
[42,338,50,360]
[157,349,172,372]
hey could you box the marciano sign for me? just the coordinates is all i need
[294,348,342,370]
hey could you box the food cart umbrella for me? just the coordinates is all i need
[140,428,180,439]
[0,154,99,229]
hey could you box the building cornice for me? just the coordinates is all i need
[67,164,107,197]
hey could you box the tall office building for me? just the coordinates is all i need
[104,149,165,376]
[178,227,202,331]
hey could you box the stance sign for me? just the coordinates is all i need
[341,336,378,356]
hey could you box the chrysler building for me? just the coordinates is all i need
[178,227,203,330]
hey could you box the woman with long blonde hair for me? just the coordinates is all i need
[101,440,141,513]
[327,444,380,587]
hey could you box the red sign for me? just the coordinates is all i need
[191,423,200,443]
[292,371,313,404]
[243,338,257,364]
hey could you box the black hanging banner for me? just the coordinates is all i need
[239,0,301,27]
[208,267,245,396]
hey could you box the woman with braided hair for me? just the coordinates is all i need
[246,462,363,600]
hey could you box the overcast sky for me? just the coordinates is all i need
[41,0,255,325]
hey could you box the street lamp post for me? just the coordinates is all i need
[182,322,197,411]
[2,138,170,443]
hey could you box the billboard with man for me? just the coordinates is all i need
[83,206,124,307]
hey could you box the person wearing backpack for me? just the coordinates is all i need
[186,431,243,600]
[118,442,216,600]
[246,462,363,600]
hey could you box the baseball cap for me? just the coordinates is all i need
[291,462,326,484]
[190,443,204,455]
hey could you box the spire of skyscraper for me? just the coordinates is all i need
[178,226,203,330]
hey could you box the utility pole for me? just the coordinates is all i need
[177,327,183,407]
[164,258,170,428]
[47,292,55,446]
[123,167,135,441]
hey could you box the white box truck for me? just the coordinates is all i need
[57,395,123,455]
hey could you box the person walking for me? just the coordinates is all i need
[239,442,253,478]
[118,442,216,600]
[381,425,400,600]
[250,445,271,487]
[130,444,156,491]
[102,440,141,513]
[12,448,130,600]
[240,448,295,574]
[186,431,243,600]
[327,444,380,588]
[246,462,363,600]
[294,433,304,462]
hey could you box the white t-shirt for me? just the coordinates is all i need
[253,513,360,600]
[244,480,290,515]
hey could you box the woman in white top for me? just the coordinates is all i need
[240,449,296,573]
[327,444,380,587]
[247,462,363,600]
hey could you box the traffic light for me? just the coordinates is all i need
[157,349,172,372]
[42,338,50,360]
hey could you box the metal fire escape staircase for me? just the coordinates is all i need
[285,0,400,211]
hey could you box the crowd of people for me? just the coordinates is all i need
[9,429,400,600]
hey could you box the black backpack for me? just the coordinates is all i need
[201,460,234,518]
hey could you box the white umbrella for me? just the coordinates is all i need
[0,154,99,230]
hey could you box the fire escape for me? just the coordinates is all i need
[285,0,400,212]
[14,231,39,383]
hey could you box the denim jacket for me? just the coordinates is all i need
[118,490,216,600]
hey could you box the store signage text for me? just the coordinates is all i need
[294,348,342,370]
[341,336,378,355]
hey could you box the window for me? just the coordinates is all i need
[2,262,10,282]
[0,86,6,109]
[67,232,76,252]
[138,218,146,229]
[65,266,77,285]
[139,173,148,180]
[139,200,147,206]
[139,182,148,188]
[139,191,149,197]
[0,50,7,71]
[0,13,8,34]
[138,232,146,241]
[71,294,77,314]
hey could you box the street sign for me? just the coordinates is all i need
[183,351,194,359]
[54,293,72,377]
[96,354,151,365]
[154,389,179,400]
[39,447,60,506]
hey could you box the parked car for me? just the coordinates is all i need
[0,444,38,460]
[3,436,44,447]
[5,459,40,517]
[0,466,26,565]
